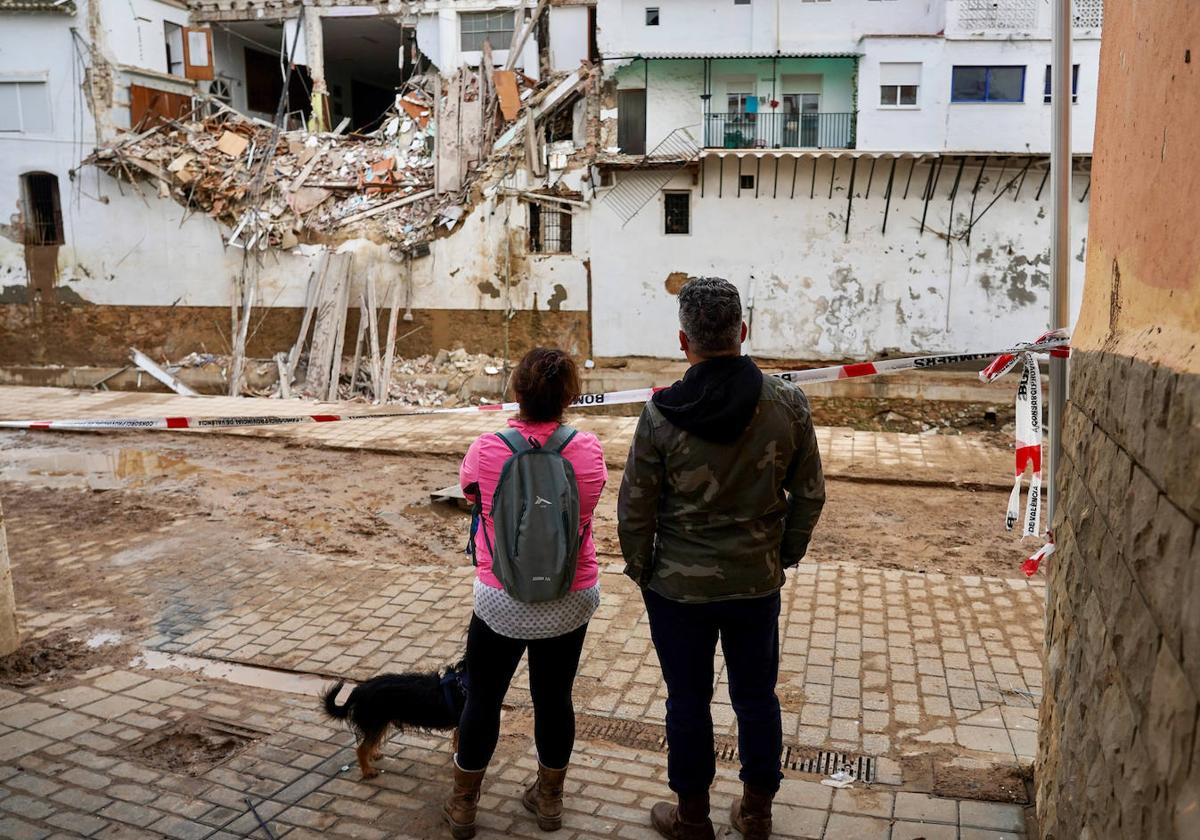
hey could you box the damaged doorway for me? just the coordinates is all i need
[321,16,408,132]
[20,172,64,303]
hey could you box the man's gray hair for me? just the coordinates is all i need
[678,277,743,355]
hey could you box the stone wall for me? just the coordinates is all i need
[1039,352,1199,837]
[1036,2,1200,837]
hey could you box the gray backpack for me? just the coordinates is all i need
[476,425,584,603]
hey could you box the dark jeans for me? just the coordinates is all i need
[456,613,588,772]
[643,588,783,795]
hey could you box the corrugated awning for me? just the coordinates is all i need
[0,0,76,12]
[700,149,932,160]
[615,51,861,60]
[699,150,1092,160]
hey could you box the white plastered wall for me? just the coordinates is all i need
[856,37,1100,154]
[589,156,1089,359]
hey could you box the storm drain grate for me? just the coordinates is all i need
[576,714,875,783]
[783,746,875,784]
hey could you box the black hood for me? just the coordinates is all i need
[651,355,764,444]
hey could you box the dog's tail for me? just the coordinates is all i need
[321,681,349,719]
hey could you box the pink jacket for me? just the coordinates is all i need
[460,418,607,591]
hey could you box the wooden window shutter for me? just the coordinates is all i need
[183,27,215,81]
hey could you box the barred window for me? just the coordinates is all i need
[664,192,690,235]
[529,203,572,254]
[460,11,515,52]
[1043,64,1080,103]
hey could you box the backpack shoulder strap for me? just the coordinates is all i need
[544,425,578,454]
[495,427,533,453]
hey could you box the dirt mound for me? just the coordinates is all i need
[0,631,121,687]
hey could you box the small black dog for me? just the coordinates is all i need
[322,661,468,778]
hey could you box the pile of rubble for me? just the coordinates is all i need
[85,90,453,251]
[337,348,505,407]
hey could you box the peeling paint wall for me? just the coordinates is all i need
[0,171,589,310]
[591,156,1088,359]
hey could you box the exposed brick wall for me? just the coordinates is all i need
[1038,349,1200,837]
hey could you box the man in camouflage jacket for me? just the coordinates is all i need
[618,277,825,840]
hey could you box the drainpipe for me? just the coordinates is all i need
[1047,0,1071,525]
[303,5,329,132]
[775,0,780,54]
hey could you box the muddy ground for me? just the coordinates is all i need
[0,429,1030,590]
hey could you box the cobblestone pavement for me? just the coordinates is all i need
[9,509,1043,769]
[0,662,1030,839]
[0,385,1040,836]
[0,387,1011,486]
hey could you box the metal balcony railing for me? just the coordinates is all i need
[704,112,855,150]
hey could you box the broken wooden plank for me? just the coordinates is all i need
[336,189,435,227]
[216,130,250,158]
[349,296,368,393]
[504,0,550,72]
[365,275,382,401]
[289,141,329,191]
[494,71,521,121]
[377,269,405,404]
[274,352,291,399]
[130,348,199,397]
[286,255,329,384]
[227,272,257,397]
[326,255,353,402]
[304,253,346,396]
[525,117,545,177]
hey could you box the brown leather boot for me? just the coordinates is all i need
[442,757,486,839]
[730,783,774,840]
[650,791,716,840]
[522,761,567,831]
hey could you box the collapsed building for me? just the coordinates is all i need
[1,0,1101,393]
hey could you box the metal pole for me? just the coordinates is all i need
[1048,0,1072,526]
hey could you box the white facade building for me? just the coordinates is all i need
[1,0,1100,367]
[586,0,1101,359]
[1,0,597,368]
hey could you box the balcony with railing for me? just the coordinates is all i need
[704,112,855,150]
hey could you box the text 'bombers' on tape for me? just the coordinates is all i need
[0,333,1070,433]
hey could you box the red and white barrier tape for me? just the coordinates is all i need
[0,334,1070,433]
[1022,534,1055,577]
[979,328,1070,576]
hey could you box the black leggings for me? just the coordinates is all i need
[456,613,588,772]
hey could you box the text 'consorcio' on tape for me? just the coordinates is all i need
[0,333,1069,433]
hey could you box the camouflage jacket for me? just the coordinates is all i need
[617,374,825,603]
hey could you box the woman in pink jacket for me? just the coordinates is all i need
[444,348,607,839]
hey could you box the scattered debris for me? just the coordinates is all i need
[84,63,592,256]
[821,769,857,789]
[129,348,199,397]
[85,94,444,251]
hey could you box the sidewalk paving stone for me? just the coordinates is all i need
[0,660,1030,839]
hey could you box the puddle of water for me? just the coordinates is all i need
[86,630,123,649]
[0,449,202,490]
[134,649,333,698]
